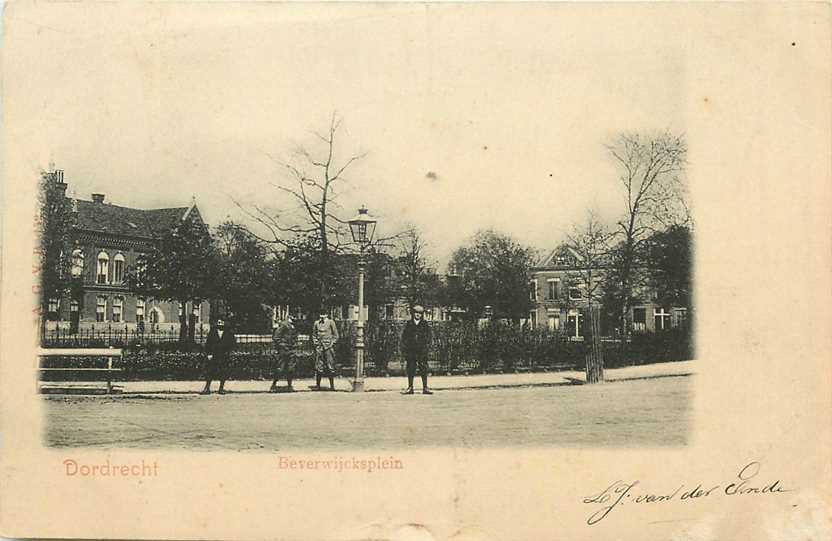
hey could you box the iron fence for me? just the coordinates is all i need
[39,320,693,379]
[40,327,282,348]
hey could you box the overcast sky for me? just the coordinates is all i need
[6,3,685,266]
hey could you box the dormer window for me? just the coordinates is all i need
[96,251,109,284]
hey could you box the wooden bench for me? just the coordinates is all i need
[37,348,123,394]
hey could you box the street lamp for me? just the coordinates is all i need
[348,206,377,392]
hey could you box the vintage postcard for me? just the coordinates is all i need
[1,2,830,540]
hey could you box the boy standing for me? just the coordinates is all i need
[201,318,235,395]
[401,305,433,395]
[270,315,297,392]
[312,311,339,391]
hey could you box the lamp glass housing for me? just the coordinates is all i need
[348,206,377,245]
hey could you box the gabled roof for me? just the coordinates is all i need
[144,207,194,237]
[73,198,197,239]
[536,244,583,268]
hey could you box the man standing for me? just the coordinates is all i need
[201,318,235,395]
[270,315,297,393]
[401,305,433,395]
[312,310,339,391]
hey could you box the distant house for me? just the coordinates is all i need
[273,252,462,325]
[44,169,210,334]
[528,244,689,338]
[329,254,458,323]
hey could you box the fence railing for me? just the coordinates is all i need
[42,326,209,347]
[40,320,693,379]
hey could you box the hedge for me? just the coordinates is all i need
[39,320,693,380]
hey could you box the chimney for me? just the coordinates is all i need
[91,193,105,204]
[53,170,68,196]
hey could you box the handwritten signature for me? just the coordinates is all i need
[582,462,790,525]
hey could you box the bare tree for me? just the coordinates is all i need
[563,210,615,383]
[394,224,441,310]
[564,211,613,308]
[236,113,367,312]
[607,131,687,334]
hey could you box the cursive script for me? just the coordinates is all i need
[582,462,790,525]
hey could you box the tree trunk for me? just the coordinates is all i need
[620,227,636,337]
[318,200,328,314]
[178,301,188,343]
[39,307,47,345]
[621,301,630,337]
[584,304,604,384]
[316,243,328,316]
[619,261,631,336]
[188,312,196,342]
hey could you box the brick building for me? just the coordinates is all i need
[528,244,689,338]
[45,170,210,334]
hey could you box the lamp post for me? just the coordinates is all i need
[348,206,377,392]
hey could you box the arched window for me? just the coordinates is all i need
[113,253,125,284]
[112,296,123,323]
[96,251,109,284]
[96,296,107,322]
[71,249,84,278]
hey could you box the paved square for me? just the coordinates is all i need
[43,375,692,449]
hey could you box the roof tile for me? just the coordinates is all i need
[73,198,192,238]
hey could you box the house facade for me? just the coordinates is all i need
[44,170,210,334]
[320,253,463,324]
[268,296,454,330]
[529,244,689,338]
[271,294,463,327]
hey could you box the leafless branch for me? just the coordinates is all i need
[330,152,369,183]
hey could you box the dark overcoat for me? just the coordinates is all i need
[205,326,235,379]
[401,320,431,360]
[206,327,236,359]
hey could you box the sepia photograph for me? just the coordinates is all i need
[2,3,829,540]
[31,9,694,450]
